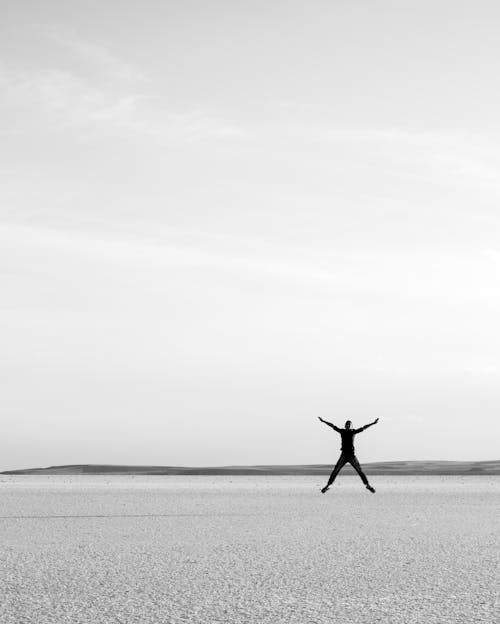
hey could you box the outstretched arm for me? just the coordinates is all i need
[318,417,341,432]
[354,418,379,433]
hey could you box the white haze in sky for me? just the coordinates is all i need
[2,1,500,470]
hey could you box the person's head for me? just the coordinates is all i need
[345,420,352,429]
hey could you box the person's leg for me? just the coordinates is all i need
[349,456,375,492]
[322,455,347,492]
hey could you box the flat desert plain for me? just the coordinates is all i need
[0,475,499,623]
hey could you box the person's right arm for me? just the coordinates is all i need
[318,417,341,432]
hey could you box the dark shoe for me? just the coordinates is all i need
[321,486,329,494]
[366,485,375,493]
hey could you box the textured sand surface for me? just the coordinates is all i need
[1,476,499,623]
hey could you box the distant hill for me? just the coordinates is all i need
[3,460,500,475]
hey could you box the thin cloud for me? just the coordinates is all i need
[2,223,498,305]
[0,63,243,142]
[0,222,353,288]
[484,249,500,265]
[0,25,244,143]
[252,124,500,188]
[43,25,143,84]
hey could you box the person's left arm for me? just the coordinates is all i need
[354,418,379,433]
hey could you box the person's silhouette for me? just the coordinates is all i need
[318,417,379,493]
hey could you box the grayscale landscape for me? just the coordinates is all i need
[1,475,499,623]
[3,2,500,623]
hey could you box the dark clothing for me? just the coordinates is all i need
[339,429,356,454]
[326,452,369,487]
[333,425,366,453]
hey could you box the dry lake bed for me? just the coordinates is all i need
[0,475,499,623]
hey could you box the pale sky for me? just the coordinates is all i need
[2,1,500,470]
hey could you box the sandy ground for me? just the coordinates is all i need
[0,475,499,623]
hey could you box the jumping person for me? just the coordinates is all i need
[318,417,379,493]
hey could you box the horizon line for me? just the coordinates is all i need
[3,459,500,476]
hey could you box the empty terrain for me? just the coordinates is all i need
[0,475,499,623]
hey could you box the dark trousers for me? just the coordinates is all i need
[326,453,369,487]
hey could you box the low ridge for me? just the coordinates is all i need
[2,460,500,476]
